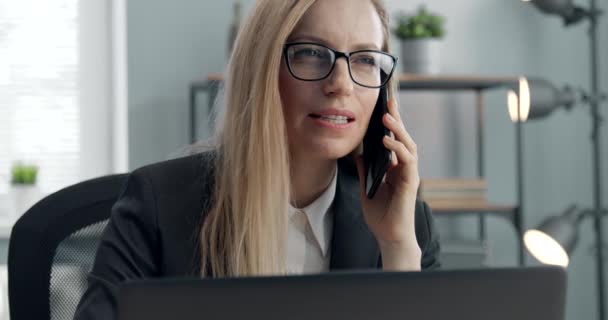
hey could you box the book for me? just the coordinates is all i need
[420,178,487,190]
[419,178,487,202]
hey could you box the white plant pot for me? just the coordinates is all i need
[9,184,42,219]
[400,38,442,74]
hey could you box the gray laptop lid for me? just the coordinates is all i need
[117,266,566,320]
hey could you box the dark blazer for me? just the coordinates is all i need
[73,151,440,320]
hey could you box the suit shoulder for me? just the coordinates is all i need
[131,151,216,193]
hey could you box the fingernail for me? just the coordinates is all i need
[387,114,395,122]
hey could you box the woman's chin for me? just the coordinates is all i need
[306,140,357,160]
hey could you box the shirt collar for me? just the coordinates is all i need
[288,166,337,256]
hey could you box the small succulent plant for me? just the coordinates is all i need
[11,162,38,185]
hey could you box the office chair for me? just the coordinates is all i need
[8,174,128,320]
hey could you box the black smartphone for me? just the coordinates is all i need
[362,86,392,199]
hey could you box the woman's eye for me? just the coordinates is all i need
[295,49,322,57]
[354,56,377,66]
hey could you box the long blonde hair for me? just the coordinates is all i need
[200,0,396,278]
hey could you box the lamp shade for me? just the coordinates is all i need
[508,77,575,122]
[526,0,589,25]
[524,205,581,266]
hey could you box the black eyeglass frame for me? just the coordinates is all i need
[282,42,398,89]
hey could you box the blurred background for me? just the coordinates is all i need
[0,0,607,319]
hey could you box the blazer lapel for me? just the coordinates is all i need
[329,157,380,270]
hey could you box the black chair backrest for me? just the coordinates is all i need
[8,174,128,320]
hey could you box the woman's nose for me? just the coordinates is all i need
[323,58,354,96]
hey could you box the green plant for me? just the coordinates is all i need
[393,6,445,40]
[11,162,38,185]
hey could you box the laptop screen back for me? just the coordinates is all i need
[117,267,566,320]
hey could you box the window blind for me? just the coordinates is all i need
[0,0,79,194]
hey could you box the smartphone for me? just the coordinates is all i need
[362,85,392,199]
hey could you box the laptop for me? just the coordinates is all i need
[117,266,566,320]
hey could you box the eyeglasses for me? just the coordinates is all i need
[283,42,398,89]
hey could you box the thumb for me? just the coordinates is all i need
[355,155,366,199]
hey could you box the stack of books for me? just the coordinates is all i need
[419,179,488,208]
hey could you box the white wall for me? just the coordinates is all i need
[79,0,129,180]
[79,0,113,180]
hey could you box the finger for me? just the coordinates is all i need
[388,131,398,167]
[383,113,418,158]
[391,150,398,167]
[383,135,417,170]
[386,98,414,151]
[388,98,403,122]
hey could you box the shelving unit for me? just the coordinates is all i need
[395,74,524,266]
[189,73,525,265]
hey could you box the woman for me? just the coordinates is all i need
[74,0,440,318]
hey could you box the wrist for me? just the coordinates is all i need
[380,241,422,271]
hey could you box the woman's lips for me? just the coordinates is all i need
[310,108,356,121]
[308,114,355,129]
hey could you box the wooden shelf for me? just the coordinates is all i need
[428,200,517,214]
[397,74,518,90]
[197,73,519,91]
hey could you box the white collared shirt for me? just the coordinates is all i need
[286,167,337,275]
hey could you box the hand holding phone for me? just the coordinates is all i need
[357,80,423,266]
[362,86,392,199]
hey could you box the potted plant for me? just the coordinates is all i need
[9,162,41,217]
[393,6,445,74]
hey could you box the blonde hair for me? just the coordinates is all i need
[200,0,396,278]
